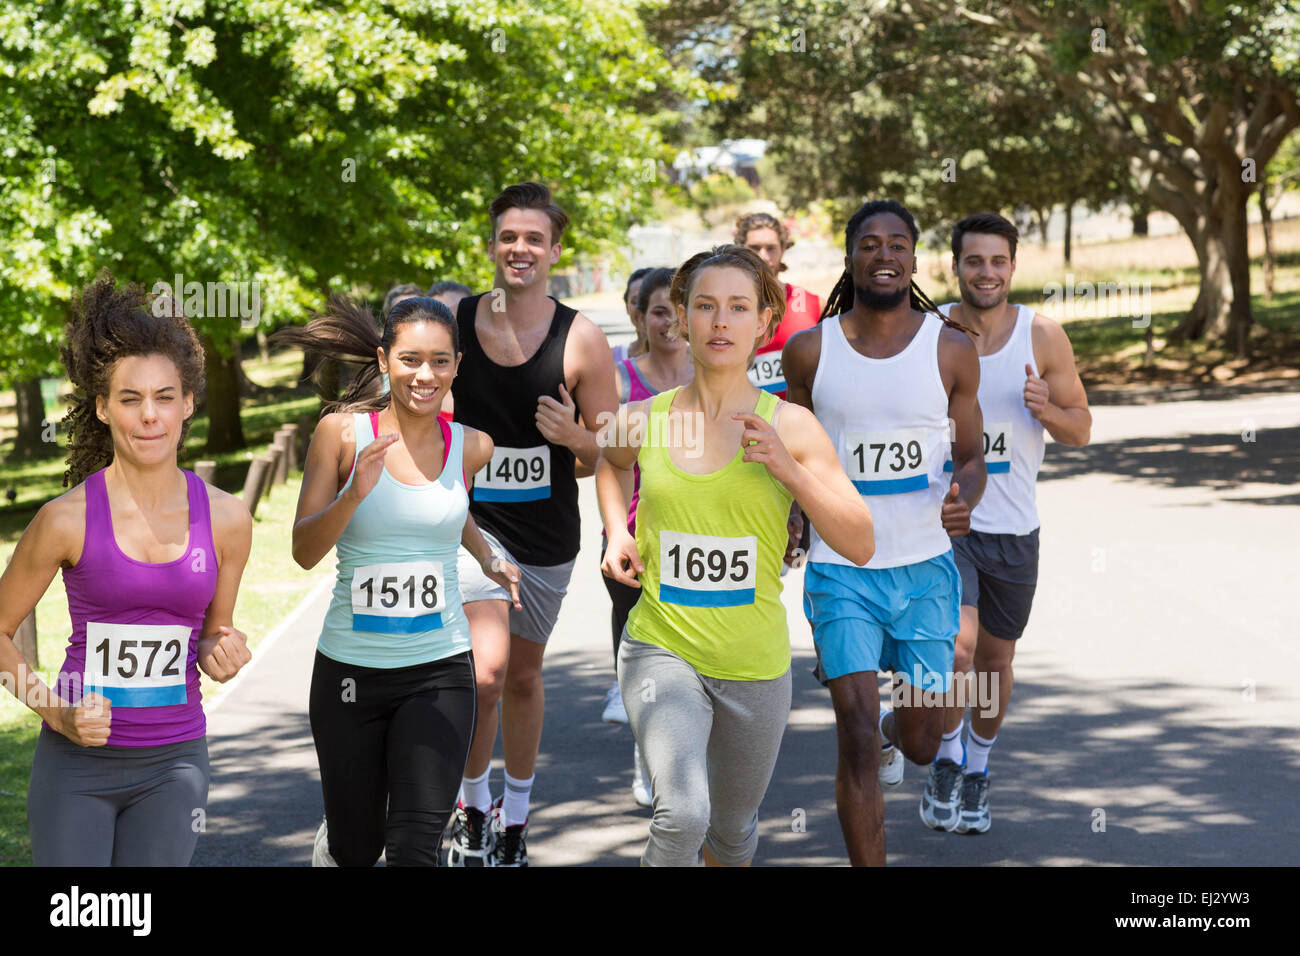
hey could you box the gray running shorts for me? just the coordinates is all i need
[951,527,1039,641]
[457,529,576,645]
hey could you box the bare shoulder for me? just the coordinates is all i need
[784,321,824,359]
[35,484,88,545]
[205,483,253,541]
[1030,311,1072,347]
[938,323,979,361]
[567,311,614,355]
[775,399,819,435]
[461,424,494,458]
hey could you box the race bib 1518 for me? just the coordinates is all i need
[351,561,446,634]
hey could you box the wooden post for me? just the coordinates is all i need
[279,423,300,473]
[242,457,269,517]
[194,460,217,484]
[272,432,291,485]
[5,554,38,669]
[297,414,314,464]
[261,449,282,501]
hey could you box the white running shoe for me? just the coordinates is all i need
[878,744,904,789]
[312,817,338,867]
[445,801,495,867]
[632,742,652,808]
[919,759,965,831]
[601,684,629,724]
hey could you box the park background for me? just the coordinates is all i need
[1,1,1298,865]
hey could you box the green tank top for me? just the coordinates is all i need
[625,387,795,681]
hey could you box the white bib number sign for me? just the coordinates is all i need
[944,422,1011,476]
[847,428,930,495]
[748,354,786,394]
[84,622,190,708]
[352,560,446,634]
[473,445,551,502]
[658,531,757,608]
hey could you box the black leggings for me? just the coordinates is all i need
[309,649,476,867]
[600,536,642,663]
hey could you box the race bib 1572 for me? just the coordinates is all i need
[84,622,191,708]
[351,561,446,634]
[473,445,551,502]
[658,531,757,608]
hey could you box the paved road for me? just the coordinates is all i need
[193,386,1300,866]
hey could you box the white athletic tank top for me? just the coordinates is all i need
[939,303,1044,535]
[809,313,953,569]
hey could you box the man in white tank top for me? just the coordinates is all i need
[927,212,1092,835]
[783,201,987,866]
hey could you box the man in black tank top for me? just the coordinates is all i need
[446,183,618,867]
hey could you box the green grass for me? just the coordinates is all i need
[0,346,328,866]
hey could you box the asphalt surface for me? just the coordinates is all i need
[192,369,1300,867]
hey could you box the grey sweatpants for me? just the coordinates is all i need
[617,634,791,866]
[28,727,210,866]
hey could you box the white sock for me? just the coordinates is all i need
[936,725,965,764]
[503,771,534,827]
[460,769,492,813]
[878,707,894,750]
[966,729,996,775]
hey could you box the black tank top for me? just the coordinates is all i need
[453,292,581,565]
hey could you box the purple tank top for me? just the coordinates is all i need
[51,468,218,747]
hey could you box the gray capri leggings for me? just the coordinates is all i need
[27,727,210,866]
[617,634,791,867]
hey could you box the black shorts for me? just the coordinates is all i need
[952,528,1039,640]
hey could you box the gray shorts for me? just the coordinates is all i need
[457,529,576,645]
[618,634,791,867]
[28,727,209,866]
[952,527,1040,640]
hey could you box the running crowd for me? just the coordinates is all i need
[0,181,1091,868]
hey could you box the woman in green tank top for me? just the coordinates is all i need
[596,246,873,867]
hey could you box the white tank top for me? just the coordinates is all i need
[809,313,953,569]
[938,303,1044,535]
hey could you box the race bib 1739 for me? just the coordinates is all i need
[351,561,446,634]
[472,445,551,502]
[658,531,757,608]
[846,429,930,495]
[84,622,191,708]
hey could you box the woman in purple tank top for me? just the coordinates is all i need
[600,267,693,805]
[0,273,253,866]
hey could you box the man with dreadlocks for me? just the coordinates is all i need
[782,200,987,866]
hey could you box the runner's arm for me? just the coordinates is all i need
[941,328,987,532]
[1030,316,1091,447]
[0,498,85,725]
[768,403,874,566]
[596,402,646,586]
[197,489,253,683]
[780,326,823,552]
[554,313,619,471]
[291,413,366,570]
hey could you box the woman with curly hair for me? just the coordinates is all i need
[0,271,254,866]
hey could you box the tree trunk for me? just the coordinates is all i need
[200,332,246,452]
[1132,209,1149,236]
[1063,202,1073,265]
[7,378,57,461]
[1259,175,1275,302]
[1170,176,1253,356]
[1038,206,1051,245]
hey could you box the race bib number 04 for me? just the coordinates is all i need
[944,422,1011,475]
[473,445,551,502]
[352,561,446,634]
[748,354,785,393]
[84,622,190,708]
[658,531,757,608]
[847,429,930,495]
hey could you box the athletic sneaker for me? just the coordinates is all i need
[878,744,904,789]
[446,801,495,867]
[632,742,652,808]
[311,817,338,867]
[919,758,965,831]
[602,684,628,724]
[489,798,529,867]
[954,772,991,834]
